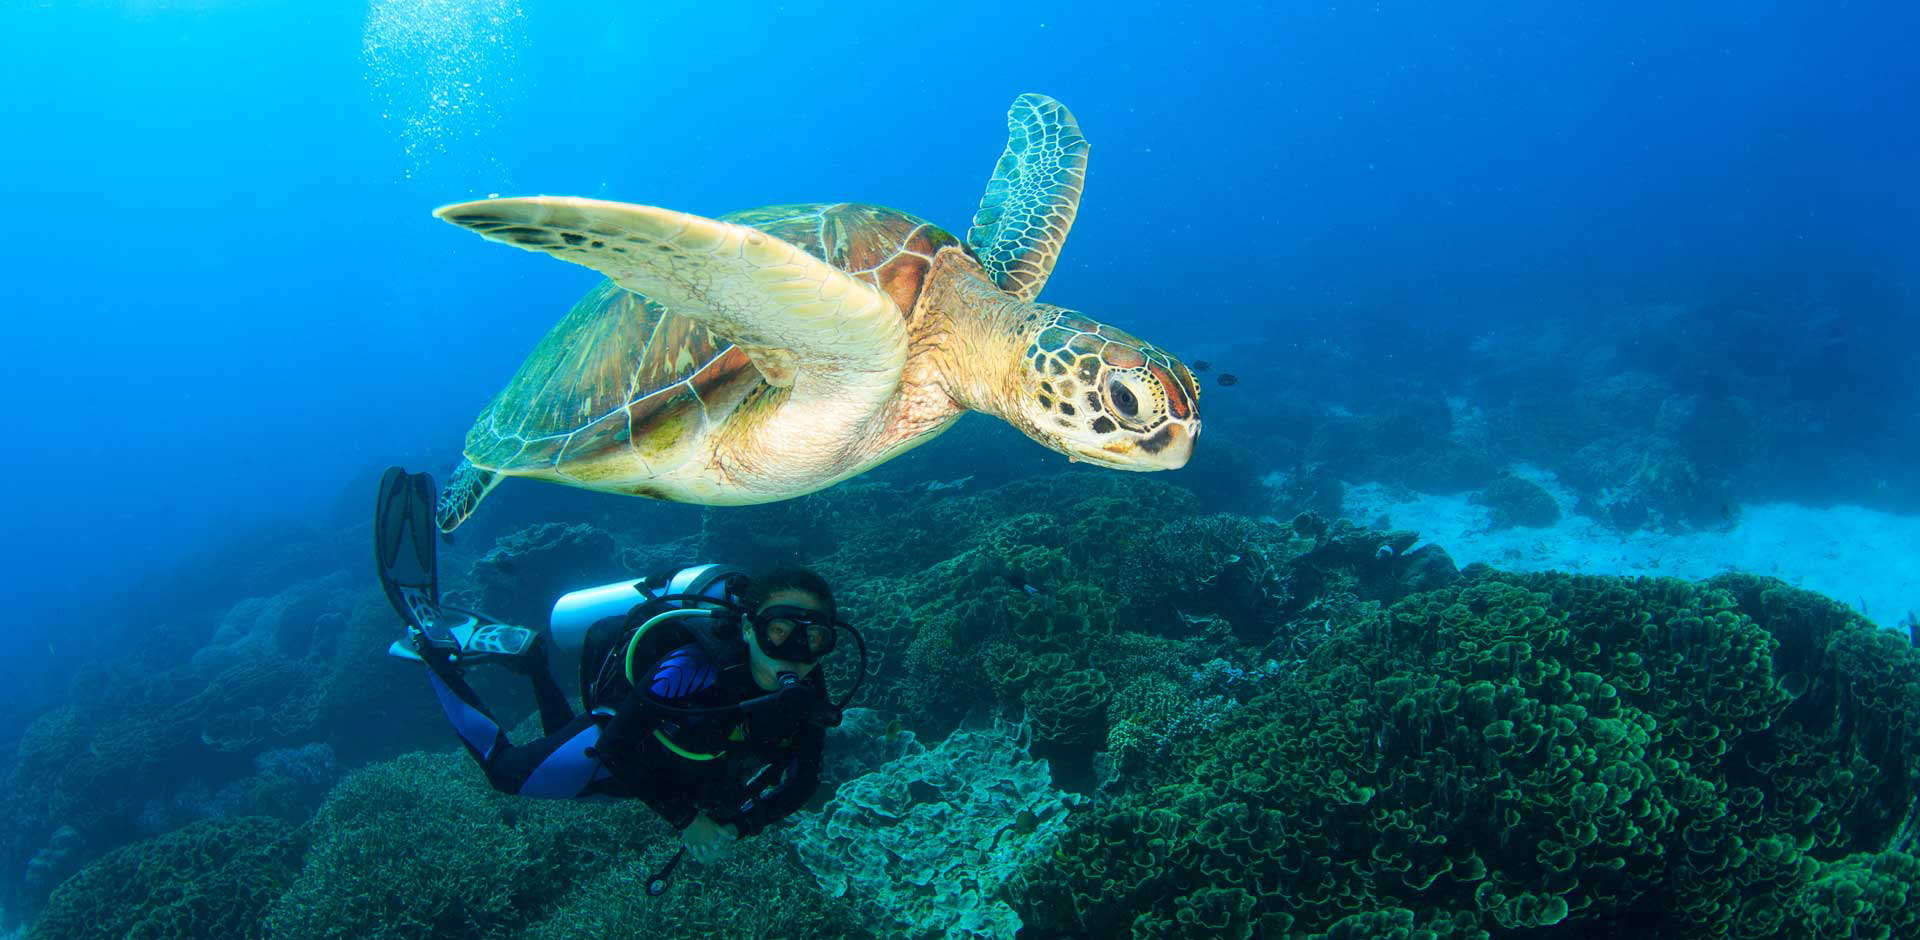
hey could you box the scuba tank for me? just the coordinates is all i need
[548,564,742,657]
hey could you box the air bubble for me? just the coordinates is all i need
[362,0,525,183]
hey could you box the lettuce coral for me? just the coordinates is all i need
[1020,572,1920,938]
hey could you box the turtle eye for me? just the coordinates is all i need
[1108,378,1140,418]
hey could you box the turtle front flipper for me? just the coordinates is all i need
[967,93,1090,301]
[437,459,500,533]
[434,198,909,400]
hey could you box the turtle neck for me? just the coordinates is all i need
[896,250,1032,431]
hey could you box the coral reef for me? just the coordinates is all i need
[1470,472,1561,529]
[17,827,81,909]
[268,748,865,940]
[265,750,615,939]
[516,840,870,940]
[1783,849,1920,939]
[710,473,1465,795]
[27,816,303,940]
[0,559,459,925]
[1019,571,1920,938]
[2,654,328,916]
[791,721,1080,939]
[9,409,1917,940]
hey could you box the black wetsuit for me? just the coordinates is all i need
[424,617,825,836]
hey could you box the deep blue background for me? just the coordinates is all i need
[1,1,1915,694]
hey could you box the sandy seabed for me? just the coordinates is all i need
[1333,468,1920,631]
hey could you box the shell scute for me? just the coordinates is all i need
[876,254,932,314]
[1101,344,1146,369]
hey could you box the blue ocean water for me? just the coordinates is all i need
[1,1,1918,935]
[2,2,1914,664]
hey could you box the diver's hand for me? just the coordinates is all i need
[680,812,739,865]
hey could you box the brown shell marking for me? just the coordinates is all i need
[723,203,959,322]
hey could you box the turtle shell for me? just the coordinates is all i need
[464,203,963,483]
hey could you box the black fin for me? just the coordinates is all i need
[375,466,441,631]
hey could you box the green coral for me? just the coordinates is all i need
[1785,850,1920,939]
[260,744,864,940]
[264,750,649,939]
[699,472,1424,757]
[28,816,303,940]
[1024,666,1112,750]
[518,842,869,940]
[1023,571,1920,938]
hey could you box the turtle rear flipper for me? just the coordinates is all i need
[437,459,500,533]
[968,93,1090,301]
[433,197,908,401]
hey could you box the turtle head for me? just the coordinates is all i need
[1009,308,1200,470]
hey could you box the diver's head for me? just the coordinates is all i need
[739,565,839,690]
[1011,307,1200,470]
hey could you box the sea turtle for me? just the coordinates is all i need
[432,93,1201,532]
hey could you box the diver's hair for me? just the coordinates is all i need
[740,565,836,617]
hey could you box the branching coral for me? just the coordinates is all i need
[264,749,660,939]
[29,816,303,940]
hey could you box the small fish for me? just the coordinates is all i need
[1002,569,1041,595]
[1191,359,1212,373]
[1216,373,1239,387]
[1013,809,1039,835]
[883,718,904,738]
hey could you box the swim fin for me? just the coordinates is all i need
[376,466,541,666]
[385,613,538,665]
[376,467,454,650]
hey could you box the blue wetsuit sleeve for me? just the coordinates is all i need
[599,643,713,755]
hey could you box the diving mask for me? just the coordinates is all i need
[749,604,842,663]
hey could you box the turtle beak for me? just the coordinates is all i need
[1137,423,1193,470]
[1083,422,1192,471]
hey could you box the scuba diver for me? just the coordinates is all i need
[373,468,865,883]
